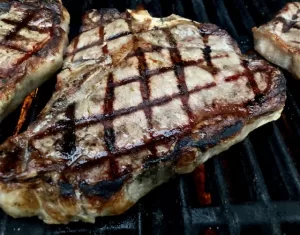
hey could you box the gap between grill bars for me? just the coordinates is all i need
[0,0,300,234]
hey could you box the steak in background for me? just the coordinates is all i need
[253,2,300,80]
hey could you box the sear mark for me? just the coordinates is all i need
[59,182,75,197]
[79,175,128,200]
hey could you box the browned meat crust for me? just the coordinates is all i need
[0,9,286,224]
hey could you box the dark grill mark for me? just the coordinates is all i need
[104,128,115,153]
[275,9,300,33]
[4,11,35,40]
[80,175,128,199]
[112,54,229,88]
[293,2,300,9]
[107,31,132,41]
[241,60,260,96]
[39,82,217,140]
[292,24,300,30]
[102,44,108,54]
[66,30,132,57]
[0,41,27,53]
[1,18,51,34]
[225,72,248,82]
[66,23,210,58]
[98,25,104,42]
[164,28,194,122]
[104,74,115,152]
[59,182,75,197]
[83,119,247,170]
[103,73,118,178]
[62,104,76,156]
[136,47,153,130]
[201,34,219,75]
[203,46,213,67]
[75,126,192,171]
[126,13,158,159]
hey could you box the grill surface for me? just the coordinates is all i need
[0,0,300,234]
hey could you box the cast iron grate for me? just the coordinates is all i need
[0,0,300,234]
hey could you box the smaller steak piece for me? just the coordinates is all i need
[253,2,300,80]
[0,9,286,224]
[0,0,69,121]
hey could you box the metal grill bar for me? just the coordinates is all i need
[241,139,282,235]
[190,0,209,22]
[269,123,300,198]
[211,0,239,39]
[249,0,272,21]
[191,202,300,225]
[212,158,241,234]
[178,177,193,235]
[172,0,185,16]
[285,91,300,139]
[231,0,256,33]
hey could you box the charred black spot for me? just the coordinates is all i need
[104,128,116,153]
[175,136,193,150]
[194,121,243,151]
[144,121,243,167]
[219,121,243,140]
[143,156,160,168]
[203,46,212,66]
[254,94,265,105]
[103,73,117,157]
[80,175,128,200]
[59,182,75,197]
[0,145,23,179]
[201,122,242,151]
[246,94,265,107]
[62,104,76,156]
[143,136,193,168]
[107,31,132,41]
[194,139,219,152]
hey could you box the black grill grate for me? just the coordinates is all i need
[0,0,300,234]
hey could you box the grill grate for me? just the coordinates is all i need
[0,0,300,234]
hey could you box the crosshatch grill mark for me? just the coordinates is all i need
[275,7,300,33]
[30,15,273,169]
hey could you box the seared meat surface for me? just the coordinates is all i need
[0,0,69,121]
[253,2,300,79]
[0,9,285,224]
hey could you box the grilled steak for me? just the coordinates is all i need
[253,2,300,79]
[0,9,286,224]
[0,0,69,121]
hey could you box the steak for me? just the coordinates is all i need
[253,2,300,80]
[0,0,69,121]
[0,9,286,224]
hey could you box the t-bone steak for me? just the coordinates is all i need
[0,9,286,224]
